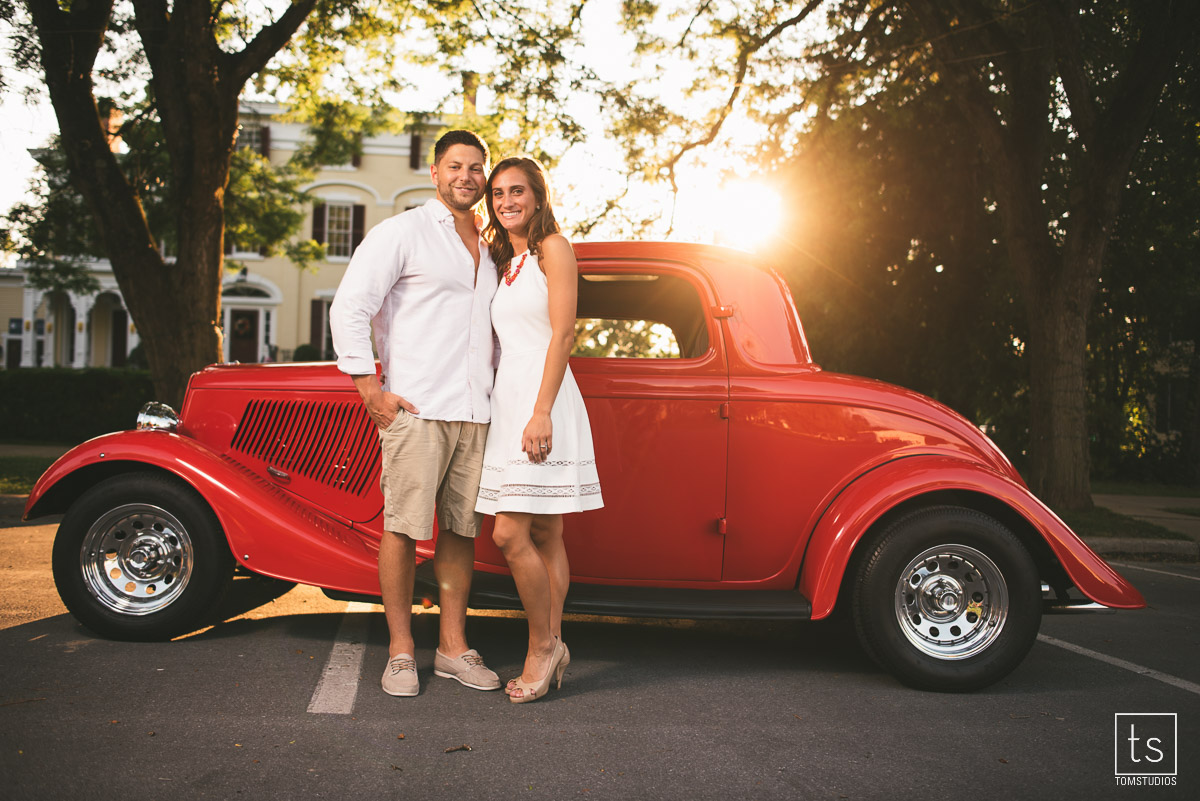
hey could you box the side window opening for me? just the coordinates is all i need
[572,273,710,359]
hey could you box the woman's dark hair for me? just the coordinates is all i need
[483,157,560,275]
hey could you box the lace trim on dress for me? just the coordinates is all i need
[478,482,602,500]
[482,458,596,471]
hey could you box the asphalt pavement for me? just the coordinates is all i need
[2,515,1199,800]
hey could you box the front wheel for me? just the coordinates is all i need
[52,473,234,640]
[851,506,1042,692]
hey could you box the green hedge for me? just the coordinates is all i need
[0,368,157,444]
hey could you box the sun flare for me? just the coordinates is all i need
[675,178,784,252]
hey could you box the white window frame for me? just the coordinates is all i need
[323,201,355,261]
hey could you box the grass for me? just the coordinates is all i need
[1091,480,1200,498]
[1165,507,1200,519]
[1058,506,1189,541]
[0,456,56,495]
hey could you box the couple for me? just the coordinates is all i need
[329,130,602,705]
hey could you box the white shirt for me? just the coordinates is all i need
[330,198,498,422]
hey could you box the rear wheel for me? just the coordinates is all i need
[851,506,1042,691]
[52,473,234,640]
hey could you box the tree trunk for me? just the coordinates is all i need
[28,0,318,408]
[1025,289,1093,508]
[903,0,1193,511]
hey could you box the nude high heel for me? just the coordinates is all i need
[509,637,565,704]
[556,641,569,688]
[507,639,569,695]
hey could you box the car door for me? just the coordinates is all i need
[476,260,729,581]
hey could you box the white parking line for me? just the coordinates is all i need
[1109,562,1200,582]
[1037,634,1200,697]
[307,602,376,714]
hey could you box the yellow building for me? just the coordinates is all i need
[0,102,437,369]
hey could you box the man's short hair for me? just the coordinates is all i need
[433,130,489,166]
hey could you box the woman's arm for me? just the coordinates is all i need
[521,233,578,463]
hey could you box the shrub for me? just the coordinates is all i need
[0,368,156,444]
[291,343,321,361]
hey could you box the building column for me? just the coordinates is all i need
[261,308,277,362]
[71,293,93,368]
[20,287,39,367]
[220,306,231,362]
[127,318,140,360]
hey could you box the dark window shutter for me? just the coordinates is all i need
[259,125,271,158]
[351,205,366,253]
[310,299,324,352]
[312,203,326,243]
[351,150,362,168]
[409,133,422,170]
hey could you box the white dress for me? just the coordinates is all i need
[475,250,603,515]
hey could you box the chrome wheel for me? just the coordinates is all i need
[853,506,1041,691]
[79,503,193,616]
[894,543,1009,660]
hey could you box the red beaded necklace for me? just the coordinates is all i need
[504,252,528,286]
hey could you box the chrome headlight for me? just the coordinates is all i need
[137,401,180,432]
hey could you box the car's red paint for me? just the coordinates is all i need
[27,430,382,594]
[797,455,1144,617]
[26,241,1145,622]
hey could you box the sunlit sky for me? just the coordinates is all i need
[0,3,784,259]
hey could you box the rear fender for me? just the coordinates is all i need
[25,431,383,596]
[799,455,1146,619]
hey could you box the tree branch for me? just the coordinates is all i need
[230,0,322,87]
[677,0,716,50]
[661,0,825,187]
[1045,0,1097,138]
[1089,0,1196,173]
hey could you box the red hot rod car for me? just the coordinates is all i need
[25,241,1144,691]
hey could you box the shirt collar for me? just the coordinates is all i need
[426,197,483,233]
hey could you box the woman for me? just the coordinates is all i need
[476,157,603,704]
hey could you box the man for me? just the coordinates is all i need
[329,130,500,696]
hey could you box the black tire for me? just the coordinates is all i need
[52,472,234,640]
[851,505,1042,692]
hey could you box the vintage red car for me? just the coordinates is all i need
[25,241,1144,691]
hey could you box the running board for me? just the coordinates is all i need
[1043,600,1114,614]
[423,564,812,621]
[1041,583,1115,614]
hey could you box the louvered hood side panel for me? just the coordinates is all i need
[231,397,383,523]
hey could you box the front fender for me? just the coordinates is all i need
[25,431,382,596]
[799,455,1146,619]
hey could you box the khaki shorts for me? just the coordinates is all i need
[377,410,488,541]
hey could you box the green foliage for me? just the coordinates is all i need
[291,343,321,361]
[0,455,57,495]
[263,0,594,168]
[572,319,680,358]
[224,147,318,263]
[0,369,156,444]
[2,142,103,294]
[5,110,324,280]
[1088,51,1200,482]
[5,0,596,285]
[288,101,395,171]
[599,0,1197,485]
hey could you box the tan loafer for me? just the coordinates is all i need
[434,648,501,691]
[382,653,418,696]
